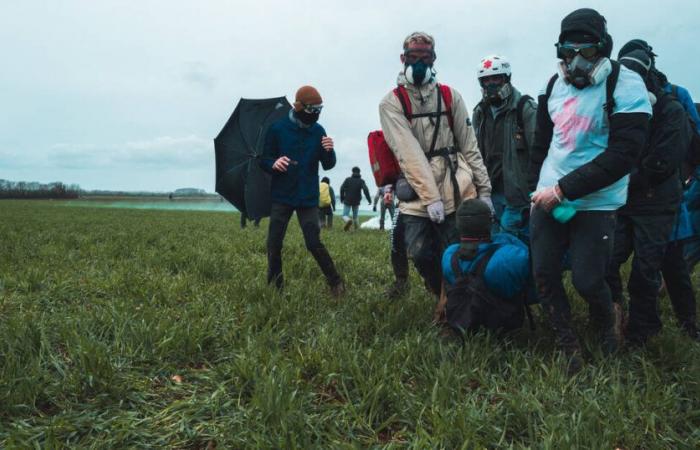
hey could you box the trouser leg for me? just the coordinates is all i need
[380,203,387,228]
[662,240,697,332]
[625,214,674,340]
[352,205,359,229]
[266,203,294,289]
[296,206,341,287]
[568,211,618,352]
[530,206,579,352]
[390,210,409,281]
[402,213,458,296]
[605,215,634,307]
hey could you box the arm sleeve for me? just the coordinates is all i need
[558,112,650,200]
[379,95,442,205]
[373,189,380,208]
[260,127,278,174]
[318,127,336,170]
[528,94,554,192]
[363,181,371,202]
[451,90,492,197]
[330,187,336,210]
[523,99,538,159]
[340,180,346,203]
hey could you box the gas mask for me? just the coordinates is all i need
[405,60,435,86]
[559,56,612,89]
[481,82,513,104]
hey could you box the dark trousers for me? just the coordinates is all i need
[662,240,697,332]
[530,207,617,350]
[402,212,458,296]
[390,210,409,281]
[606,214,675,338]
[267,203,341,289]
[318,206,334,228]
[379,203,395,228]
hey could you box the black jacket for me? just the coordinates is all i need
[620,92,688,215]
[528,91,649,201]
[340,174,371,206]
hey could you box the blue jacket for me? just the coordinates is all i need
[663,83,700,132]
[260,113,336,208]
[442,233,531,300]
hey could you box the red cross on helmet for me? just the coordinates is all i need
[477,55,512,80]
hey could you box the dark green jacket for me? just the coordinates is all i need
[472,88,537,208]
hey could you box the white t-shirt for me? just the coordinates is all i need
[537,63,652,211]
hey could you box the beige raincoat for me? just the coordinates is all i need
[379,73,491,217]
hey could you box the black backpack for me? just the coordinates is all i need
[669,85,700,176]
[445,246,532,335]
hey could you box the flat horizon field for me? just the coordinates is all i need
[0,200,698,448]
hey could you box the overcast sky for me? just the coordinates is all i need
[2,0,699,192]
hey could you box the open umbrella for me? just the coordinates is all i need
[214,97,292,219]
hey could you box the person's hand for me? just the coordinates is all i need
[321,136,334,151]
[531,184,564,212]
[479,195,495,215]
[427,200,445,224]
[373,206,377,212]
[272,156,291,172]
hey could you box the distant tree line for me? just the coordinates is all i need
[0,179,80,199]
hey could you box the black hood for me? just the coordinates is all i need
[559,8,613,57]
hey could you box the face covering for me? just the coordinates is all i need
[294,110,320,125]
[405,61,434,86]
[482,82,512,103]
[559,56,612,89]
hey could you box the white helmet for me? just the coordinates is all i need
[477,55,512,80]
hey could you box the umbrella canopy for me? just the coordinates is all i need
[214,97,292,219]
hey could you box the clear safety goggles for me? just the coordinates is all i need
[557,41,602,59]
[301,103,323,114]
[403,49,436,65]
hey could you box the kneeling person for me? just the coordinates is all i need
[442,199,532,333]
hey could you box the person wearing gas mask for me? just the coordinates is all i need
[260,85,344,297]
[378,31,491,299]
[605,50,692,346]
[472,55,537,241]
[527,8,651,372]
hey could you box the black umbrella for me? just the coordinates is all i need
[214,97,292,220]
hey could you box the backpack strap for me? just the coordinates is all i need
[393,86,413,122]
[671,84,679,99]
[603,60,621,119]
[545,74,558,101]
[450,245,500,279]
[516,94,533,149]
[438,83,454,129]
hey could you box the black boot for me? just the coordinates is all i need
[385,278,409,300]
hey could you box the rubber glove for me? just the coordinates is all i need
[427,200,445,224]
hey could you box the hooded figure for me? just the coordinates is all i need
[528,8,652,373]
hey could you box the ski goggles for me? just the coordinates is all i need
[557,42,602,59]
[301,103,323,114]
[403,49,435,64]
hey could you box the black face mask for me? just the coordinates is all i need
[295,110,320,125]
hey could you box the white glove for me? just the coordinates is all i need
[479,196,495,215]
[427,200,445,224]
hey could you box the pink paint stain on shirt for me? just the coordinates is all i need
[551,97,594,151]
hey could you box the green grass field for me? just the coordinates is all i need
[1,200,698,448]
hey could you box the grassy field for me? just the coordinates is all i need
[1,200,699,448]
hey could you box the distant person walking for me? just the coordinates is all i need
[318,176,336,228]
[340,167,371,231]
[373,185,396,230]
[259,85,344,296]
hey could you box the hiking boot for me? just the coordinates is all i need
[385,278,409,300]
[343,220,353,232]
[330,281,345,298]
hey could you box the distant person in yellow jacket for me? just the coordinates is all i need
[318,177,336,228]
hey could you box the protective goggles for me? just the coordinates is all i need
[556,42,602,59]
[403,49,435,64]
[301,103,323,114]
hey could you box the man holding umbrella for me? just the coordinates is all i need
[260,85,344,296]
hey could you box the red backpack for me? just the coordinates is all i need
[368,84,454,187]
